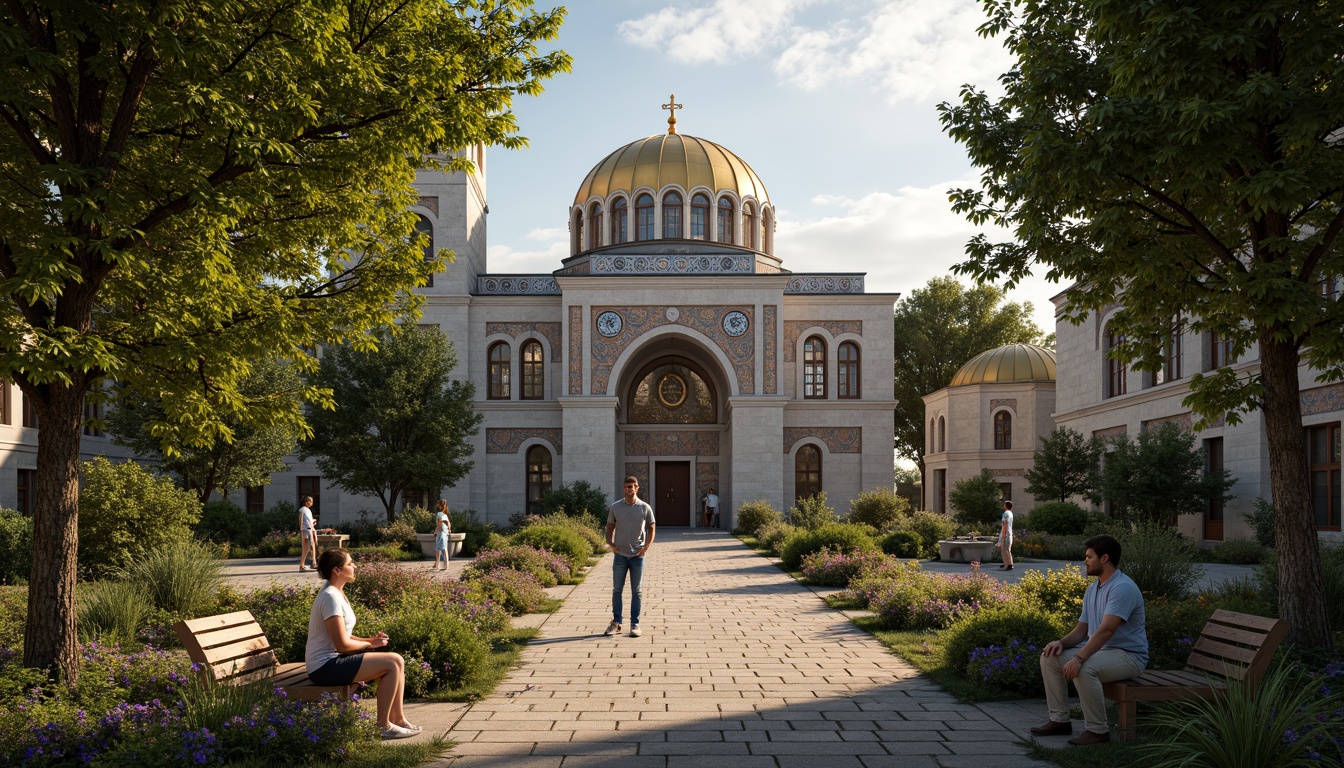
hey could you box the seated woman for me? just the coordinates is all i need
[306,548,420,739]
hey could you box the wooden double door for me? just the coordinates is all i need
[654,461,691,526]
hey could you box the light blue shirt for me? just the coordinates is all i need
[1079,570,1148,668]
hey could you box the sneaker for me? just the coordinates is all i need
[629,625,642,637]
[603,621,621,636]
[381,724,416,740]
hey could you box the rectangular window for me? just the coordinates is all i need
[83,401,103,437]
[998,483,1012,502]
[16,469,36,516]
[1209,331,1235,370]
[1105,330,1127,398]
[1307,423,1341,531]
[22,394,37,429]
[1204,437,1224,541]
[245,486,265,515]
[0,380,8,425]
[933,469,947,514]
[297,476,322,523]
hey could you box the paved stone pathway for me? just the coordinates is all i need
[430,529,1054,768]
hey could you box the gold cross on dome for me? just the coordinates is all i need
[662,94,683,134]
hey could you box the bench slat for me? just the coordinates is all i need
[1184,649,1251,681]
[173,612,353,703]
[193,622,271,651]
[1188,635,1260,666]
[199,635,274,666]
[179,610,261,634]
[1208,608,1280,632]
[1200,621,1272,649]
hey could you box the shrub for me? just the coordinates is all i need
[735,500,782,537]
[78,456,202,579]
[451,509,494,556]
[121,539,225,618]
[0,588,28,649]
[788,492,838,531]
[343,555,435,611]
[1026,501,1089,535]
[79,580,151,645]
[511,524,592,571]
[949,469,1002,528]
[1144,596,1216,670]
[1119,520,1199,599]
[465,545,569,587]
[399,504,435,534]
[1015,532,1088,560]
[383,608,489,692]
[456,566,546,615]
[1209,538,1266,565]
[253,529,300,557]
[538,479,610,518]
[869,568,1012,630]
[248,500,299,540]
[899,510,957,556]
[847,488,910,532]
[756,522,797,555]
[0,508,33,585]
[529,511,607,556]
[376,518,417,549]
[880,530,923,558]
[440,580,511,634]
[1013,565,1089,619]
[778,522,877,570]
[799,549,894,587]
[941,602,1071,675]
[966,638,1045,697]
[1257,544,1344,636]
[1245,497,1276,549]
[195,500,253,545]
[243,585,316,663]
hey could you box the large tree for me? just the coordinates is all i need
[1024,426,1103,504]
[1,0,568,682]
[107,358,305,503]
[1098,423,1237,527]
[940,0,1341,645]
[301,325,481,520]
[892,276,1046,498]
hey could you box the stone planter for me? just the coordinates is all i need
[415,532,467,557]
[937,537,997,564]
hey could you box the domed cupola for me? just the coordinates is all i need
[950,343,1057,387]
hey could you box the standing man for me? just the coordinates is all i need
[299,496,319,573]
[704,488,718,529]
[605,476,655,638]
[997,500,1014,570]
[1031,534,1148,746]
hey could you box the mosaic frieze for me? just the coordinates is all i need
[416,196,439,216]
[783,321,863,362]
[763,305,778,394]
[1142,413,1193,432]
[625,461,649,490]
[485,322,562,354]
[783,427,862,454]
[784,275,864,294]
[568,306,582,395]
[624,431,721,457]
[591,306,754,396]
[1092,425,1127,441]
[989,399,1018,411]
[696,462,720,498]
[486,428,562,455]
[476,276,561,295]
[1302,383,1344,417]
[590,254,754,274]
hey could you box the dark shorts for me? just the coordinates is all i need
[308,654,364,686]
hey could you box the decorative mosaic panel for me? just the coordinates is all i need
[1302,383,1344,417]
[993,468,1026,477]
[591,306,754,395]
[624,431,720,457]
[763,305,778,394]
[696,461,720,497]
[558,260,590,275]
[485,322,562,354]
[784,275,865,294]
[990,399,1018,411]
[783,321,863,362]
[486,428,562,455]
[568,306,583,395]
[591,254,754,274]
[1142,413,1193,432]
[783,427,862,454]
[624,461,650,490]
[1092,425,1127,441]
[416,196,439,216]
[476,276,561,295]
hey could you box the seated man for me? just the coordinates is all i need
[1031,534,1148,746]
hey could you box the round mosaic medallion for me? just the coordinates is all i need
[722,310,749,337]
[665,307,680,322]
[596,311,623,337]
[657,373,687,408]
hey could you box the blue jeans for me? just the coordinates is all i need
[611,554,644,625]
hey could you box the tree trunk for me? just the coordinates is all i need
[1258,334,1331,648]
[22,381,88,684]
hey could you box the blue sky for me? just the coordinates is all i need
[486,0,1059,333]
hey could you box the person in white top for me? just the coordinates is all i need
[997,500,1015,570]
[305,548,419,739]
[703,489,719,528]
[298,496,319,573]
[431,499,452,571]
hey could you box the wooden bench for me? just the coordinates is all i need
[1102,609,1288,739]
[174,609,356,702]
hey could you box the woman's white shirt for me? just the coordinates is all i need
[306,583,357,672]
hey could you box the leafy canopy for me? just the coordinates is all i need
[78,457,202,580]
[949,469,1004,529]
[1098,423,1236,526]
[1024,427,1103,503]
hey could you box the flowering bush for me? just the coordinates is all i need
[253,530,299,558]
[799,548,895,587]
[438,581,509,634]
[941,603,1070,676]
[465,545,570,587]
[342,555,434,611]
[862,562,1010,630]
[510,525,591,571]
[382,608,488,692]
[1012,565,1089,620]
[243,586,316,664]
[454,567,546,616]
[965,639,1043,697]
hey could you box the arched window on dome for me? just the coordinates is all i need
[488,342,511,400]
[611,197,628,244]
[994,411,1012,450]
[415,215,435,287]
[587,202,603,250]
[838,342,860,399]
[571,209,583,254]
[716,198,734,244]
[763,208,774,253]
[795,444,822,502]
[521,340,544,400]
[662,191,683,239]
[803,336,827,399]
[690,193,710,240]
[743,202,757,250]
[635,194,654,241]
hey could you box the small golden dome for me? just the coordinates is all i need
[950,344,1057,387]
[573,133,770,206]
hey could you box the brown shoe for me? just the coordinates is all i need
[1030,720,1073,736]
[1067,730,1110,746]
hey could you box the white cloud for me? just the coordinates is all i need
[618,0,813,64]
[486,228,569,273]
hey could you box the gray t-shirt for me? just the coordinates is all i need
[607,498,655,557]
[1079,570,1148,668]
[306,584,357,672]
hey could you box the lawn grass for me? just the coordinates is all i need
[424,626,539,703]
[1024,736,1150,768]
[233,737,452,767]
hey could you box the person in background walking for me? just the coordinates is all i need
[299,496,319,572]
[997,500,1015,570]
[704,488,718,528]
[604,476,655,638]
[432,499,452,571]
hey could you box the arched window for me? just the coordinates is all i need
[743,202,757,249]
[803,336,827,399]
[716,198,734,244]
[938,416,946,452]
[526,445,552,515]
[587,202,603,250]
[488,341,511,400]
[635,194,655,241]
[795,444,822,501]
[571,209,583,254]
[611,197,629,244]
[1106,326,1127,398]
[763,208,774,253]
[415,215,435,287]
[662,191,683,239]
[521,340,544,400]
[994,411,1012,450]
[838,342,860,398]
[929,418,937,453]
[690,193,710,240]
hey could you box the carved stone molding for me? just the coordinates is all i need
[624,431,720,457]
[568,306,583,395]
[990,399,1018,411]
[591,306,754,395]
[1302,383,1344,417]
[1092,425,1127,441]
[763,305,778,394]
[486,428,562,455]
[783,427,862,454]
[1142,413,1193,432]
[476,276,560,295]
[784,275,864,294]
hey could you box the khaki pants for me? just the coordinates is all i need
[1040,647,1143,734]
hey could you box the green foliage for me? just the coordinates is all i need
[1024,427,1102,504]
[463,545,567,587]
[452,567,546,617]
[898,510,958,557]
[399,505,436,535]
[1144,596,1217,671]
[1209,538,1266,565]
[941,603,1071,676]
[1027,501,1089,535]
[1246,498,1277,549]
[1013,565,1089,620]
[861,562,1012,630]
[0,588,27,650]
[78,457,202,580]
[949,470,1002,528]
[0,509,32,585]
[778,523,877,571]
[965,638,1046,698]
[755,522,798,555]
[383,608,489,692]
[735,500,782,537]
[538,480,610,518]
[1119,520,1199,599]
[1099,424,1237,526]
[79,581,150,645]
[510,525,591,571]
[891,276,1047,469]
[196,500,253,546]
[303,325,482,520]
[120,539,225,619]
[1014,532,1088,560]
[847,488,911,532]
[251,500,300,538]
[788,492,838,531]
[244,586,316,664]
[522,512,606,556]
[252,531,300,558]
[450,509,495,557]
[1257,545,1344,636]
[880,530,923,558]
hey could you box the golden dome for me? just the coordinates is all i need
[573,133,770,206]
[950,344,1057,387]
